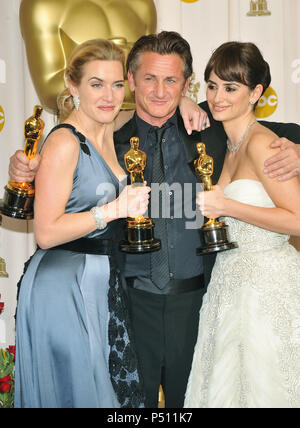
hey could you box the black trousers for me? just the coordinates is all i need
[127,286,205,408]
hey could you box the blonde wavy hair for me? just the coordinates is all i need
[57,38,125,123]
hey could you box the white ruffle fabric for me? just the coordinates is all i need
[184,180,300,408]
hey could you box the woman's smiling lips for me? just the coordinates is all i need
[98,105,115,111]
[212,104,230,112]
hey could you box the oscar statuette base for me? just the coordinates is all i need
[197,221,238,256]
[0,185,34,220]
[120,218,161,254]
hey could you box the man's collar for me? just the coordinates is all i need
[134,109,201,164]
[135,110,178,129]
[135,110,179,146]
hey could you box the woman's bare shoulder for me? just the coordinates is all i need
[247,123,278,157]
[41,127,80,159]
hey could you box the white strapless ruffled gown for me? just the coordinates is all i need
[184,180,300,408]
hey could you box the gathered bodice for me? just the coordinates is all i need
[185,180,300,409]
[222,179,289,252]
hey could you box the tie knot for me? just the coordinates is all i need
[154,124,169,143]
[155,127,164,140]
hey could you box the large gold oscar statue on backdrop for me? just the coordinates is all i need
[19,0,157,112]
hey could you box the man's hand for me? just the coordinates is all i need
[179,96,210,135]
[9,150,41,182]
[263,138,300,182]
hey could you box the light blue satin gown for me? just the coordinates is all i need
[14,125,144,408]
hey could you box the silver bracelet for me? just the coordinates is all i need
[90,206,107,230]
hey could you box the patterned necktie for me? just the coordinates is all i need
[150,126,170,289]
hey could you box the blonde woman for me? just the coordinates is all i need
[15,39,150,408]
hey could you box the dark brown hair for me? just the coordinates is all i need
[204,41,271,101]
[126,31,193,81]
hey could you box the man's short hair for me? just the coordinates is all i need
[126,31,193,81]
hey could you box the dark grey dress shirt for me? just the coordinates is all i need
[122,112,204,290]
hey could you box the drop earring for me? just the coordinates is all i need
[73,95,80,111]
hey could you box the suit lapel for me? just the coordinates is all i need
[200,123,227,185]
[114,107,228,185]
[177,112,227,185]
[113,117,138,171]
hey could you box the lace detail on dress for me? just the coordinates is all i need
[108,254,145,408]
[184,180,300,408]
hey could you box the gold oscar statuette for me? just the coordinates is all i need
[194,142,238,255]
[0,215,8,278]
[120,137,161,253]
[0,105,45,220]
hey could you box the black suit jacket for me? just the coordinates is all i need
[114,102,300,285]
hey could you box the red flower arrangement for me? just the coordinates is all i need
[0,293,15,408]
[0,375,12,394]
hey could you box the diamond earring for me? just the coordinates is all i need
[250,100,255,105]
[73,95,80,111]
